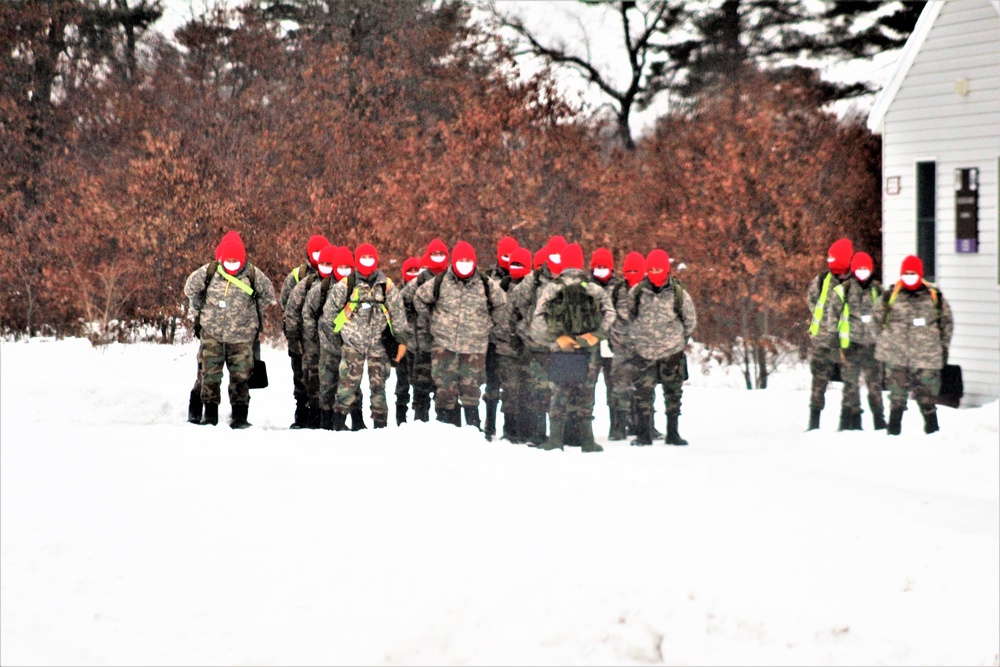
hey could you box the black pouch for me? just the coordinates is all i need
[548,350,590,385]
[381,326,400,360]
[248,339,269,390]
[936,364,963,408]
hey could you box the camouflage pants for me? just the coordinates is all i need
[885,365,940,416]
[634,351,687,420]
[394,350,412,407]
[199,337,253,406]
[525,349,552,419]
[596,355,613,410]
[318,348,342,410]
[549,348,600,421]
[410,349,435,415]
[609,352,639,413]
[289,351,307,405]
[303,344,321,406]
[431,349,486,410]
[852,344,885,418]
[809,346,860,414]
[498,352,529,421]
[335,344,388,420]
[483,342,501,406]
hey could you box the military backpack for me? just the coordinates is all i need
[545,281,602,337]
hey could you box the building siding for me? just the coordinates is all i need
[880,0,1000,406]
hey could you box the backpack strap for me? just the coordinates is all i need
[430,271,493,315]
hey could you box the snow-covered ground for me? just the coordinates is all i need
[1,338,997,666]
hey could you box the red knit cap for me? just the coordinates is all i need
[307,235,330,268]
[426,238,449,274]
[533,248,547,270]
[851,252,873,274]
[452,241,477,278]
[623,251,645,287]
[827,238,854,275]
[217,231,246,274]
[316,244,337,278]
[590,247,613,270]
[215,230,241,261]
[497,236,518,269]
[900,255,924,290]
[509,247,532,280]
[547,235,567,253]
[645,249,670,287]
[546,245,563,276]
[354,243,378,277]
[402,256,421,282]
[562,243,584,271]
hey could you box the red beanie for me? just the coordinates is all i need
[354,243,378,277]
[900,255,924,290]
[452,241,477,278]
[546,245,563,276]
[497,236,518,269]
[316,244,337,278]
[402,256,421,282]
[547,235,567,253]
[851,252,873,274]
[533,248,547,270]
[562,243,584,271]
[590,247,613,269]
[216,232,246,274]
[307,235,330,268]
[645,249,670,287]
[827,238,854,275]
[426,238,449,274]
[509,247,532,280]
[623,251,645,287]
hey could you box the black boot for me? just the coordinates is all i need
[501,411,521,443]
[463,405,481,431]
[350,405,367,431]
[187,390,203,424]
[608,410,629,441]
[373,416,388,429]
[320,409,334,430]
[290,401,309,429]
[923,410,939,434]
[527,412,548,447]
[837,410,852,432]
[872,410,887,431]
[307,402,322,429]
[544,419,565,450]
[413,399,430,423]
[230,404,251,429]
[807,408,821,431]
[887,406,903,436]
[665,414,688,446]
[565,418,580,447]
[483,400,498,441]
[201,402,219,426]
[631,412,653,446]
[332,410,348,432]
[580,420,602,453]
[852,411,863,431]
[395,402,408,427]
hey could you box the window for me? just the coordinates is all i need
[916,161,936,282]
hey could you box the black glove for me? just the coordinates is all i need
[943,347,949,366]
[194,322,201,339]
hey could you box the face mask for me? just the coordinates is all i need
[318,264,333,277]
[359,257,375,268]
[223,260,242,273]
[901,273,920,287]
[430,252,447,263]
[337,267,353,278]
[593,268,611,280]
[500,254,510,263]
[548,253,561,265]
[405,270,421,280]
[311,251,321,262]
[854,269,871,282]
[455,260,475,277]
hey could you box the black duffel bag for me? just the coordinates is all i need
[936,364,963,408]
[548,349,591,385]
[248,339,269,390]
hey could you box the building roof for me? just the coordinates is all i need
[867,0,1000,134]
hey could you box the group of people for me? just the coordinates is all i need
[807,237,954,435]
[183,231,697,451]
[181,230,952,444]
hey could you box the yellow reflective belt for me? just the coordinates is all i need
[333,286,359,333]
[217,265,254,295]
[809,273,832,337]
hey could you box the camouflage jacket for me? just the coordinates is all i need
[844,278,884,348]
[184,262,276,344]
[600,276,632,353]
[280,263,315,312]
[302,276,339,357]
[530,269,616,352]
[507,267,555,352]
[414,268,506,355]
[319,271,408,358]
[403,270,442,352]
[282,272,323,344]
[873,282,953,370]
[807,271,850,350]
[490,274,524,357]
[399,276,423,350]
[624,277,697,361]
[485,264,509,282]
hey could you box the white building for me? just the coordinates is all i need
[867,0,1000,406]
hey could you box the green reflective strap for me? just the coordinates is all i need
[871,286,879,305]
[293,266,301,284]
[380,304,394,336]
[332,287,359,333]
[809,273,832,336]
[217,265,254,295]
[833,283,850,348]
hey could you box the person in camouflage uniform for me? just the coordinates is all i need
[530,243,616,452]
[588,247,617,434]
[187,232,234,424]
[285,243,337,429]
[506,240,564,446]
[492,246,532,443]
[873,255,954,435]
[806,238,855,431]
[482,235,519,439]
[400,238,450,421]
[414,240,506,430]
[183,231,276,429]
[392,256,423,425]
[607,250,645,441]
[320,243,408,431]
[279,234,330,429]
[624,249,697,446]
[841,251,887,431]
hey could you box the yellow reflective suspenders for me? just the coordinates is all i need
[809,273,832,336]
